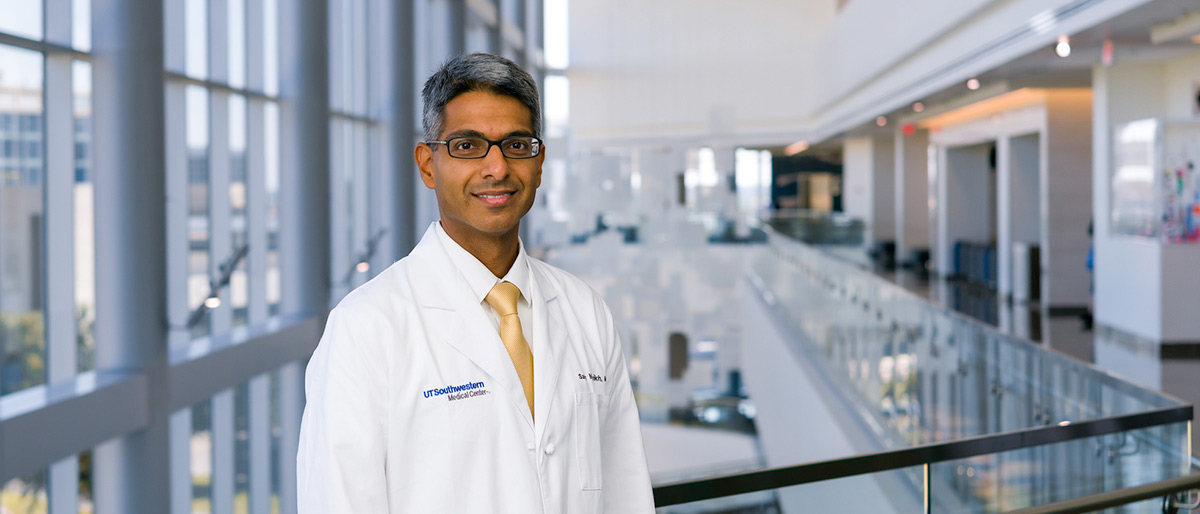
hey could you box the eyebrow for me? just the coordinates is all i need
[442,129,536,139]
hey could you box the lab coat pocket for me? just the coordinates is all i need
[574,391,606,491]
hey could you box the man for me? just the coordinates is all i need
[297,53,655,513]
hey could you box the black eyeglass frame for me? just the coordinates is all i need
[423,136,543,159]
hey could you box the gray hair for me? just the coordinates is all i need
[421,53,542,141]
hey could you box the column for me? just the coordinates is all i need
[894,127,930,267]
[44,0,79,511]
[278,1,330,512]
[90,0,170,512]
[1042,90,1093,309]
[375,0,417,262]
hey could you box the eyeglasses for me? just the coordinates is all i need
[425,136,542,159]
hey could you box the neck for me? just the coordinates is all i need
[442,223,521,277]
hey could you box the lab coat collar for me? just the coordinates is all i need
[408,223,562,434]
[433,221,532,307]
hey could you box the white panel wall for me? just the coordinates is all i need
[1159,53,1200,340]
[1041,90,1093,307]
[842,137,874,224]
[843,135,896,244]
[1092,61,1167,340]
[872,136,896,241]
[895,129,930,260]
[935,144,993,273]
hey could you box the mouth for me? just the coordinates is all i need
[473,190,516,207]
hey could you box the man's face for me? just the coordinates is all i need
[416,91,544,243]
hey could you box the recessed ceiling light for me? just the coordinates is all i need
[1055,35,1071,57]
[967,78,981,90]
[912,102,925,113]
[785,140,809,155]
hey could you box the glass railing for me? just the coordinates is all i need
[651,225,1193,513]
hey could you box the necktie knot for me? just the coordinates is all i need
[485,281,521,317]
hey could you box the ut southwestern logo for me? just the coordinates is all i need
[422,380,489,402]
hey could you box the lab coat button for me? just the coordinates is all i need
[545,443,556,455]
[527,442,535,451]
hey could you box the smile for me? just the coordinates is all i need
[474,191,516,206]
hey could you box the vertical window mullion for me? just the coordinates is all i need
[328,0,345,113]
[246,99,267,325]
[44,46,80,514]
[328,118,348,300]
[352,121,369,289]
[165,78,194,513]
[209,93,232,332]
[248,374,271,514]
[246,0,264,93]
[353,0,367,116]
[212,387,236,514]
[43,56,76,390]
[169,408,195,514]
[165,0,187,73]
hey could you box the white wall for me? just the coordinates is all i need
[895,129,930,260]
[1092,62,1163,338]
[999,133,1040,298]
[1041,90,1093,306]
[872,136,897,241]
[842,137,874,227]
[843,135,895,243]
[935,144,993,273]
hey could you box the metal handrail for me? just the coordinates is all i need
[1006,472,1200,514]
[651,404,1191,507]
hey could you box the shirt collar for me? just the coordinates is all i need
[434,221,531,304]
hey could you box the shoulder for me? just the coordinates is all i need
[325,256,423,335]
[529,257,607,309]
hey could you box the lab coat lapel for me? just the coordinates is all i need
[530,265,564,442]
[408,226,534,431]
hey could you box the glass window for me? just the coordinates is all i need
[0,44,46,397]
[264,103,280,315]
[186,85,211,339]
[79,451,93,513]
[269,370,282,514]
[1,470,47,513]
[263,0,279,96]
[229,94,248,327]
[191,399,213,513]
[74,60,94,373]
[0,0,43,41]
[186,0,209,80]
[72,0,91,51]
[228,0,246,90]
[234,383,250,511]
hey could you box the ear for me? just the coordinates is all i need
[415,143,437,190]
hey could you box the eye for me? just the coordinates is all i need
[505,139,528,151]
[453,139,478,151]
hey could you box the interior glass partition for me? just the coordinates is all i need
[650,225,1193,513]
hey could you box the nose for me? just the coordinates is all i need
[479,143,510,180]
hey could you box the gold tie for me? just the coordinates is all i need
[485,281,534,420]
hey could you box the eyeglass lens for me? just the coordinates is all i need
[445,137,539,159]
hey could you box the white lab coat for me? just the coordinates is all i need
[298,224,655,513]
